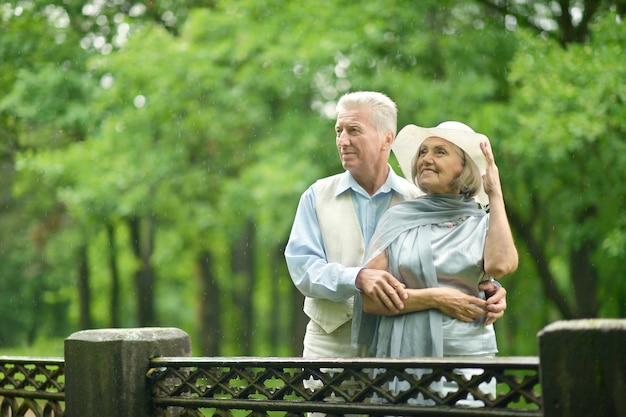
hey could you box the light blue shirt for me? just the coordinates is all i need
[285,167,415,302]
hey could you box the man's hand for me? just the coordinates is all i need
[479,280,507,326]
[355,268,408,314]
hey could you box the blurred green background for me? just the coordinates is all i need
[1,0,625,358]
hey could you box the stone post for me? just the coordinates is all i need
[538,319,626,417]
[64,327,191,417]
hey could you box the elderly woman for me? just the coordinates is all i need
[354,121,518,405]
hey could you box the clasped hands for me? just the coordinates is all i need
[356,268,506,326]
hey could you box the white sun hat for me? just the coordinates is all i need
[392,121,490,207]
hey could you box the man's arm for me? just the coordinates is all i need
[284,187,361,301]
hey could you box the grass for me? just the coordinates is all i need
[0,337,65,358]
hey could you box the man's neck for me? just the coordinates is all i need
[351,165,390,196]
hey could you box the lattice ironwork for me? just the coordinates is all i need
[0,356,65,417]
[149,356,542,416]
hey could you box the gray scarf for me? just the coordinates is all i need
[352,194,487,355]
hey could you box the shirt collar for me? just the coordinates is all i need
[334,165,413,197]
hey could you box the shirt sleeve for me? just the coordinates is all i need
[284,186,361,302]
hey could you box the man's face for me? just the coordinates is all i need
[335,107,389,176]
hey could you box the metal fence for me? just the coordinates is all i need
[0,356,65,417]
[4,320,624,416]
[1,355,540,417]
[148,356,541,416]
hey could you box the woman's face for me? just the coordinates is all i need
[415,137,464,195]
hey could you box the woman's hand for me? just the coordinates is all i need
[430,287,488,322]
[480,141,503,199]
[479,279,507,325]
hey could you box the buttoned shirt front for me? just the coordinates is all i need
[285,167,417,302]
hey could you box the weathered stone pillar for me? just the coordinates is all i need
[538,319,626,417]
[64,327,191,417]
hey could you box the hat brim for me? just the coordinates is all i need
[392,124,490,207]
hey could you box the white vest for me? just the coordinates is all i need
[303,173,418,333]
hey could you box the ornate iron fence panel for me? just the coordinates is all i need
[0,356,65,417]
[149,356,541,416]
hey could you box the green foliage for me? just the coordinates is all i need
[503,12,626,320]
[0,1,624,356]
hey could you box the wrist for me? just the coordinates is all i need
[423,287,443,309]
[354,267,366,291]
[481,277,502,288]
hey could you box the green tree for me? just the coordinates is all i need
[1,0,624,358]
[476,0,624,44]
[503,12,626,319]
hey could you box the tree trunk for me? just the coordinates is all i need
[106,222,121,327]
[128,216,156,326]
[290,283,306,356]
[507,206,575,319]
[197,249,220,356]
[269,245,282,351]
[231,220,255,355]
[570,239,599,317]
[569,205,599,318]
[77,244,92,329]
